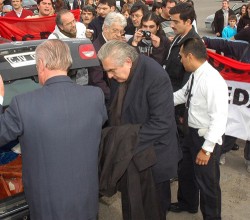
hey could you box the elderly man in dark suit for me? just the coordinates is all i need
[0,39,107,220]
[98,40,181,219]
[88,11,127,104]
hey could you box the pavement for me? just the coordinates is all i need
[98,139,250,219]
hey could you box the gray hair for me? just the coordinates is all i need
[98,40,138,66]
[35,39,72,71]
[102,12,127,30]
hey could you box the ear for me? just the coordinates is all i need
[111,6,116,12]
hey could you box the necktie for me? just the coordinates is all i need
[183,74,194,135]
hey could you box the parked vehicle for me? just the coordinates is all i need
[0,38,99,220]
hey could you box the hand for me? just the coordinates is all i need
[195,149,210,166]
[131,29,143,46]
[85,29,94,39]
[0,75,5,97]
[215,32,220,37]
[150,33,160,48]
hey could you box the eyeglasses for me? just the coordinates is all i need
[111,28,125,35]
[130,14,143,19]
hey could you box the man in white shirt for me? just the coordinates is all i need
[48,9,87,39]
[171,38,228,219]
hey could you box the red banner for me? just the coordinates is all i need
[207,50,250,83]
[207,50,250,141]
[0,10,81,41]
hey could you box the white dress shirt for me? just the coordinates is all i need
[174,61,228,152]
[0,96,3,105]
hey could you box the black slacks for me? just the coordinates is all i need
[177,128,221,220]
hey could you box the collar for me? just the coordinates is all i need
[44,75,72,86]
[193,61,208,78]
[102,32,108,42]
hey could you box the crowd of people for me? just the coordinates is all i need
[0,0,249,220]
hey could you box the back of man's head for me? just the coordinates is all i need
[36,39,72,72]
[169,2,196,23]
[181,38,207,61]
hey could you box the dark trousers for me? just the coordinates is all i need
[177,128,221,220]
[222,135,250,160]
[121,167,170,220]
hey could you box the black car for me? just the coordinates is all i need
[0,38,99,220]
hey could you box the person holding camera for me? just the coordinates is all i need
[128,12,170,65]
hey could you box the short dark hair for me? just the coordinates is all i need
[130,1,149,16]
[152,2,162,13]
[37,0,53,5]
[169,2,196,23]
[162,0,177,8]
[228,14,237,21]
[98,0,116,8]
[81,5,96,16]
[181,38,207,61]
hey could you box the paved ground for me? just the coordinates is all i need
[98,140,250,219]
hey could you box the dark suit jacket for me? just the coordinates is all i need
[88,34,119,105]
[88,33,110,101]
[120,55,182,183]
[214,8,235,36]
[88,16,105,42]
[0,76,107,220]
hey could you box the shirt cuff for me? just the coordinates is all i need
[202,139,215,153]
[0,96,3,105]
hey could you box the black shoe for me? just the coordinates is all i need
[232,143,239,151]
[169,202,198,214]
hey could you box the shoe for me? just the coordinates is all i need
[219,153,226,165]
[232,143,239,151]
[246,160,250,173]
[169,202,198,214]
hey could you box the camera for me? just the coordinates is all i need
[141,30,151,39]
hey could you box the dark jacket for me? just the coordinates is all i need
[99,124,163,220]
[237,15,250,33]
[214,8,235,36]
[118,55,181,183]
[203,36,250,63]
[0,76,107,220]
[88,33,111,102]
[88,16,105,42]
[164,27,200,92]
[128,30,170,65]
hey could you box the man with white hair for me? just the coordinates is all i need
[88,11,127,104]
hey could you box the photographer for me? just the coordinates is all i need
[128,12,170,65]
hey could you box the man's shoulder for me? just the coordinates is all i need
[4,10,15,17]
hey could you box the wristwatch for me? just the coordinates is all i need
[201,149,211,156]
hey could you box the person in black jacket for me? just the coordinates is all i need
[214,0,235,37]
[164,3,200,139]
[98,40,181,219]
[237,3,250,33]
[128,12,170,65]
